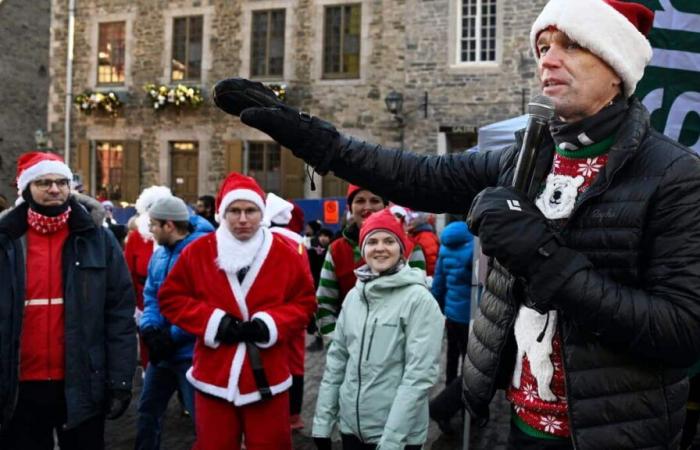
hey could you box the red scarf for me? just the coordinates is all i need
[27,207,71,234]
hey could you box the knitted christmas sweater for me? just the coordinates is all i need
[507,136,613,438]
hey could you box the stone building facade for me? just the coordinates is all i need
[0,0,52,204]
[47,0,545,205]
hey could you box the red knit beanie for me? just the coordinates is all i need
[359,208,411,258]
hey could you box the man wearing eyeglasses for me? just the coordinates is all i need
[0,152,136,449]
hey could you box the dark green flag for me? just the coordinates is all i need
[633,0,700,153]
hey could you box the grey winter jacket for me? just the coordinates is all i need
[312,264,443,449]
[0,197,136,430]
[301,98,700,449]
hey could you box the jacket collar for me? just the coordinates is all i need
[0,196,97,240]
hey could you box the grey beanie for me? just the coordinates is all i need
[149,196,190,222]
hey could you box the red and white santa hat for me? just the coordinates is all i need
[16,151,73,194]
[530,0,654,98]
[359,208,411,258]
[216,172,266,218]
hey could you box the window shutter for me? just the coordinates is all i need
[280,146,304,199]
[122,141,141,203]
[75,140,91,194]
[224,140,243,174]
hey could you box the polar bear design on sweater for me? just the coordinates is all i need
[512,173,584,402]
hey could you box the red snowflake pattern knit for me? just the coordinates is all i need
[27,207,71,234]
[506,148,610,438]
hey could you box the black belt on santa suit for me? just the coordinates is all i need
[245,342,272,400]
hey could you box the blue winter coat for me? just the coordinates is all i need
[431,221,474,325]
[140,215,214,363]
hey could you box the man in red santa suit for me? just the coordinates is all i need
[158,172,316,449]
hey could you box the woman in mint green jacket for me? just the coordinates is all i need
[312,209,444,450]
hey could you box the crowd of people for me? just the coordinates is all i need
[2,0,700,449]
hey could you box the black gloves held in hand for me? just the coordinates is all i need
[467,186,561,278]
[141,327,176,364]
[313,437,332,450]
[216,316,271,345]
[105,388,131,420]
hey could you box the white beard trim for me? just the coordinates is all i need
[513,305,558,402]
[215,225,268,274]
[535,174,585,220]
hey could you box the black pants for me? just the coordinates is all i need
[289,374,304,415]
[0,381,105,450]
[507,420,573,450]
[445,319,469,385]
[341,433,422,449]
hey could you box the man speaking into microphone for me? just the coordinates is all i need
[218,0,700,448]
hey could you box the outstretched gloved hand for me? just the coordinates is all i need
[213,77,339,173]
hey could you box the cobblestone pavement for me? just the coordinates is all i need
[106,334,512,449]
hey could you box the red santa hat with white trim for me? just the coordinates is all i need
[530,0,655,98]
[16,151,73,197]
[216,172,266,219]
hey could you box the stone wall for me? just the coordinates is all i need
[47,0,545,200]
[0,0,51,203]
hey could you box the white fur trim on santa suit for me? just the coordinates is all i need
[270,226,304,245]
[187,226,288,405]
[204,308,227,349]
[530,0,652,98]
[218,189,266,219]
[251,311,278,349]
[16,160,73,194]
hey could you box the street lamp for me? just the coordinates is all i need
[384,90,429,148]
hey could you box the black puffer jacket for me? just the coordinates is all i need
[311,98,700,449]
[0,197,136,430]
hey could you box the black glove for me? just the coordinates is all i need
[141,327,176,364]
[240,104,339,173]
[467,186,561,278]
[216,316,271,345]
[213,77,285,116]
[105,388,131,420]
[313,437,332,450]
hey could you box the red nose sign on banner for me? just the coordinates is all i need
[323,200,339,224]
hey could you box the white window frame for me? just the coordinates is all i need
[448,0,502,71]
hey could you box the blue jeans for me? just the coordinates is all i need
[135,360,195,450]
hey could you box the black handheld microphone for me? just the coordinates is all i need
[512,95,556,195]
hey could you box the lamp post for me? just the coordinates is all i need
[384,90,405,148]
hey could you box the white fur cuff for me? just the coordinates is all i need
[251,312,278,348]
[205,308,227,348]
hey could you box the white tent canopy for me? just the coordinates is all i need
[476,114,528,153]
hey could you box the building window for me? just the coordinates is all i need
[322,4,361,79]
[95,142,124,201]
[460,0,497,63]
[171,16,203,81]
[97,22,126,85]
[248,142,281,194]
[251,10,286,79]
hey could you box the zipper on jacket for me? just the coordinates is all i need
[365,318,378,362]
[355,283,370,443]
